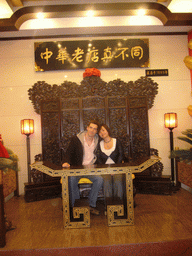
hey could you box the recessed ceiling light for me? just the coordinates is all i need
[0,0,13,18]
[86,10,94,17]
[36,12,45,19]
[168,0,192,13]
[137,9,146,16]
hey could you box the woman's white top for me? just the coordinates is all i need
[100,138,116,164]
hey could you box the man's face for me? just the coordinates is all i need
[87,123,98,138]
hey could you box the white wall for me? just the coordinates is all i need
[0,35,191,195]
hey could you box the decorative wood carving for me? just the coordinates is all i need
[28,76,158,115]
[31,154,43,183]
[150,148,163,177]
[28,74,163,186]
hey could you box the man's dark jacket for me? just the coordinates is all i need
[63,131,99,166]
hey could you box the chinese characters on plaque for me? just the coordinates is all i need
[35,39,149,71]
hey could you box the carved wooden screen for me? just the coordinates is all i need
[29,76,162,190]
[128,97,150,160]
[107,96,130,161]
[41,95,150,167]
[41,100,61,167]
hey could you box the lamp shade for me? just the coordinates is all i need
[164,113,178,129]
[21,119,34,135]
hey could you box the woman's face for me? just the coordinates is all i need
[99,126,109,139]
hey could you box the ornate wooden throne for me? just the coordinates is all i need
[25,72,172,202]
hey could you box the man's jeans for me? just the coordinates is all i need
[68,175,103,208]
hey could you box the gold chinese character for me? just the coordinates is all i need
[115,48,129,61]
[40,48,53,64]
[72,47,84,62]
[56,47,68,64]
[101,47,113,62]
[131,46,143,60]
[87,47,99,63]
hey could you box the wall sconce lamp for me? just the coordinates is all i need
[164,113,178,184]
[21,119,34,183]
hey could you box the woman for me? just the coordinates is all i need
[96,124,124,199]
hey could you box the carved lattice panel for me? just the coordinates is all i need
[41,101,60,112]
[83,109,106,129]
[82,96,106,129]
[60,98,81,151]
[109,110,130,160]
[41,112,61,166]
[108,96,127,108]
[129,97,150,161]
[108,96,130,161]
[82,96,105,109]
[61,110,81,153]
[61,98,80,109]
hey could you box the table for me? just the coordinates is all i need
[31,156,160,229]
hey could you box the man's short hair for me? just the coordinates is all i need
[87,120,100,129]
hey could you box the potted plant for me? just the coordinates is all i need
[171,129,192,188]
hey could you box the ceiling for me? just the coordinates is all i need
[0,0,192,40]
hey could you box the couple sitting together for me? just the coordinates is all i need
[62,120,124,216]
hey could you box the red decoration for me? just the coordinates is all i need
[83,68,101,78]
[0,134,9,158]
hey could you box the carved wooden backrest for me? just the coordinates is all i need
[29,75,159,178]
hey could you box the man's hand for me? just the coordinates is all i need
[62,162,70,168]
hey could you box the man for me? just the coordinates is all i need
[62,120,103,215]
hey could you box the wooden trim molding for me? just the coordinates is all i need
[0,2,192,32]
[10,0,23,7]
